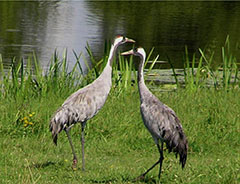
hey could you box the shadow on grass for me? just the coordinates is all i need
[133,175,158,184]
[84,175,158,184]
[30,161,60,168]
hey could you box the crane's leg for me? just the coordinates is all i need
[81,122,86,171]
[133,159,160,181]
[157,142,164,179]
[133,142,164,181]
[65,125,78,170]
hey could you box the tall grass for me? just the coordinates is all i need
[0,51,82,101]
[0,39,238,136]
[177,36,239,92]
[0,49,118,100]
[0,37,239,102]
[2,37,238,102]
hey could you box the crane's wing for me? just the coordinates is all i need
[140,95,188,168]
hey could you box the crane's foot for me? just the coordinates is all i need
[72,159,78,171]
[82,166,85,172]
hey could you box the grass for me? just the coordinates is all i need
[0,88,239,183]
[0,39,239,183]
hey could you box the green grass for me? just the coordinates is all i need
[0,41,239,183]
[0,87,239,183]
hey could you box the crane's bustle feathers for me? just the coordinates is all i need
[49,36,135,146]
[122,47,188,174]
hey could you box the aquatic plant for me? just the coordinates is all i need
[170,36,239,92]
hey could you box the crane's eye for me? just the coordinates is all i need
[122,36,126,42]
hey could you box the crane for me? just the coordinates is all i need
[121,47,188,181]
[49,36,135,171]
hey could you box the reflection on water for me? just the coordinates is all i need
[0,1,240,72]
[0,1,96,72]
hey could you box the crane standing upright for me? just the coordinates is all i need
[49,36,135,170]
[121,47,188,180]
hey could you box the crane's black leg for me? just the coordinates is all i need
[157,142,164,179]
[81,122,86,171]
[133,159,160,181]
[134,142,164,181]
[65,125,78,170]
[134,143,164,181]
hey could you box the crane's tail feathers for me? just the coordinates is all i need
[53,134,58,145]
[177,132,188,169]
[49,117,64,146]
[165,130,188,169]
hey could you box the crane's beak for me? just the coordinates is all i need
[125,38,135,43]
[121,49,134,56]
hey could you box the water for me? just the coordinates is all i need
[0,1,240,73]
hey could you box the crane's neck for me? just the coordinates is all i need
[108,43,117,67]
[138,54,149,101]
[98,43,118,84]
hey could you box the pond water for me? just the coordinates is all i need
[0,1,240,72]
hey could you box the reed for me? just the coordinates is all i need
[169,36,239,92]
[0,43,158,102]
[0,50,83,101]
[1,36,239,102]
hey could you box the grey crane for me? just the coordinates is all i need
[121,47,188,181]
[49,36,135,170]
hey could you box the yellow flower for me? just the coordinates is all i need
[24,124,28,127]
[23,117,28,120]
[24,120,28,124]
[28,122,33,125]
[29,114,33,117]
[72,167,77,171]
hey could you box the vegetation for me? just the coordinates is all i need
[180,36,239,92]
[0,42,239,183]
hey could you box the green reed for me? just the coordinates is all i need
[0,43,158,102]
[0,50,83,100]
[199,36,239,90]
[171,36,239,92]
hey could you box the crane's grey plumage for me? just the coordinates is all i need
[49,36,135,170]
[121,47,188,180]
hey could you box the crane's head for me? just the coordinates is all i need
[113,35,135,46]
[121,47,146,58]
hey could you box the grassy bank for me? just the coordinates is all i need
[0,87,239,183]
[0,40,239,183]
